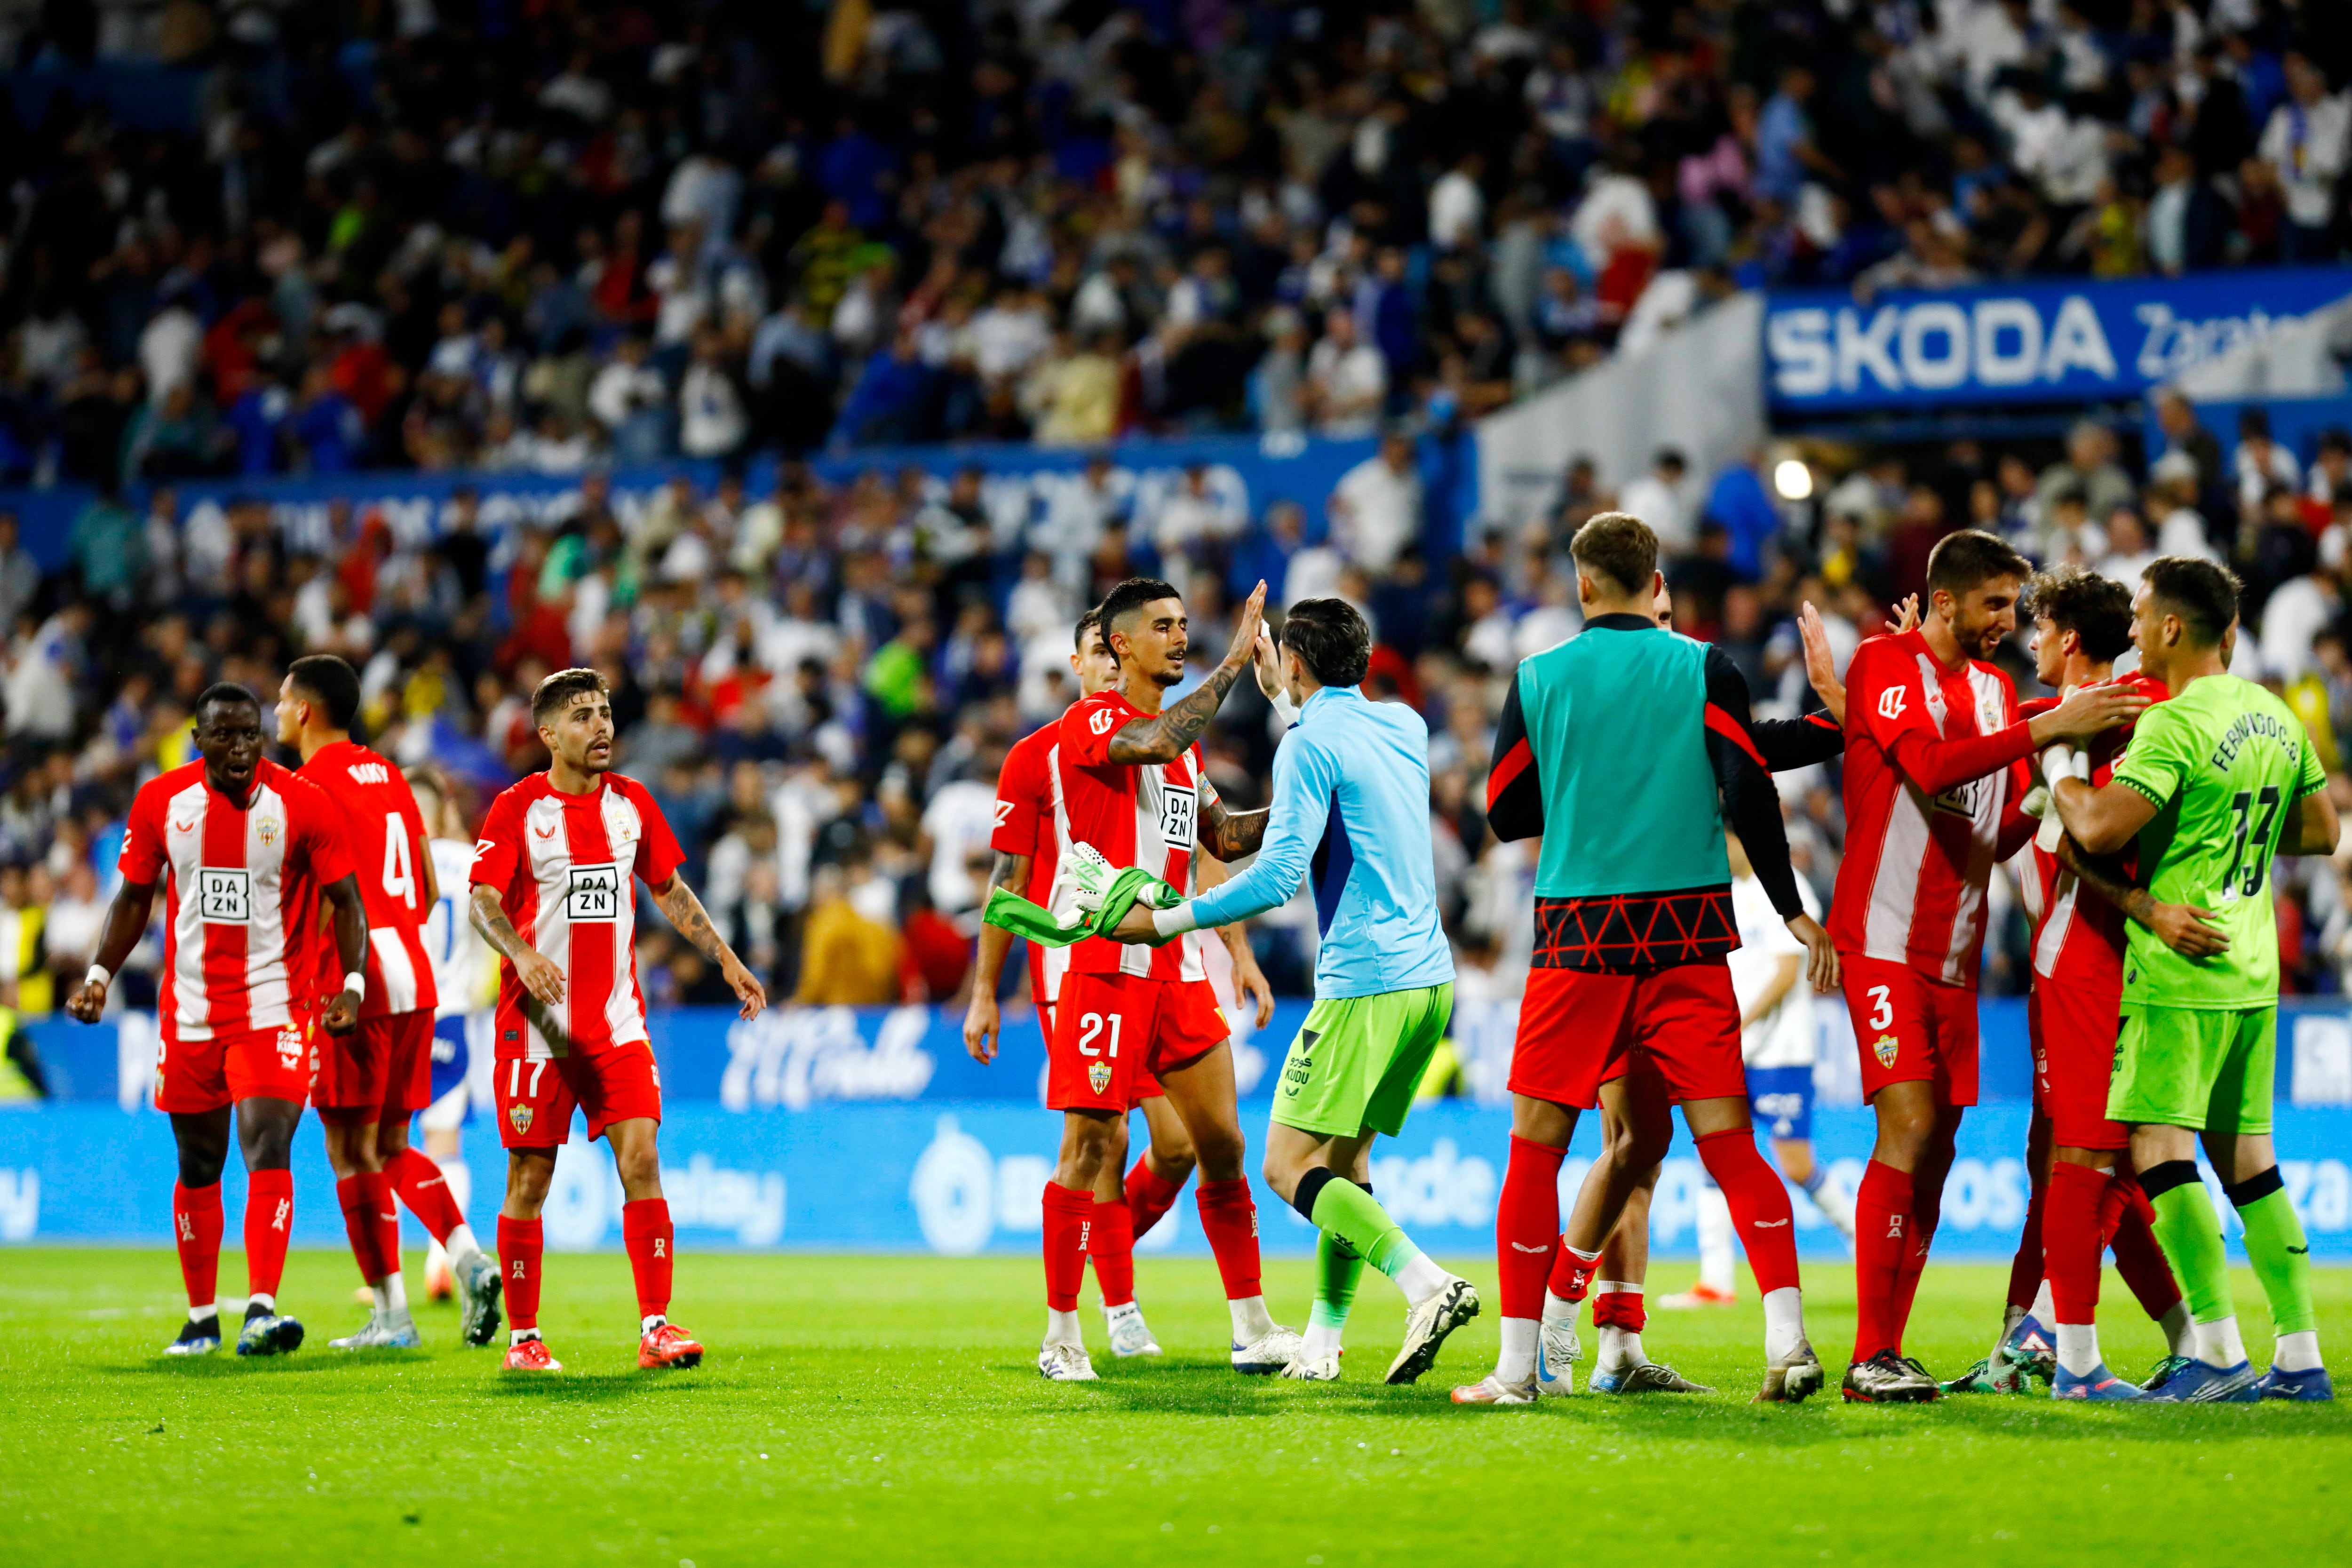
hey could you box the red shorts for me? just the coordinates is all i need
[1037,992,1165,1106]
[1510,963,1747,1109]
[312,1011,434,1120]
[1046,973,1225,1113]
[154,1022,315,1114]
[1841,953,1979,1106]
[2029,980,2127,1151]
[493,1041,664,1148]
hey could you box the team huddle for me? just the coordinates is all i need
[978,517,2334,1405]
[71,658,765,1373]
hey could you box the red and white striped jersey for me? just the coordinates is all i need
[2018,672,2169,990]
[992,718,1080,1009]
[118,758,355,1043]
[1055,688,1213,982]
[469,771,685,1060]
[1830,629,2031,988]
[302,739,438,1020]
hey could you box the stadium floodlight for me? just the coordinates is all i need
[1773,459,1814,501]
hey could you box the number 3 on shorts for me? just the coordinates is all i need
[1867,985,1893,1031]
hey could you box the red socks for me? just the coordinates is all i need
[498,1215,543,1331]
[1194,1178,1263,1301]
[172,1181,223,1310]
[1042,1182,1094,1313]
[244,1168,293,1298]
[1592,1288,1646,1331]
[364,1170,402,1282]
[338,1175,381,1283]
[384,1146,466,1242]
[2006,1168,2048,1313]
[2044,1160,2107,1327]
[2103,1175,2184,1322]
[1125,1156,1184,1241]
[1497,1136,1565,1319]
[1694,1128,1801,1295]
[621,1198,675,1319]
[1089,1198,1136,1308]
[1851,1159,1913,1360]
[1889,1138,1954,1340]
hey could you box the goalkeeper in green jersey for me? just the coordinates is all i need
[2048,557,2338,1403]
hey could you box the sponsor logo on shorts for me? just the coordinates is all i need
[508,1103,535,1135]
[1873,1033,1899,1068]
[276,1029,304,1068]
[1088,1060,1112,1094]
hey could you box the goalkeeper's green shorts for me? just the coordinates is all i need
[1271,984,1455,1138]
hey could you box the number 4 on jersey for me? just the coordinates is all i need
[382,812,416,908]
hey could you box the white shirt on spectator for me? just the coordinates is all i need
[922,779,1000,916]
[2259,570,2338,682]
[1618,470,1694,554]
[679,362,747,457]
[2,615,78,739]
[2237,440,2303,517]
[139,304,202,399]
[1330,455,1422,573]
[588,359,667,431]
[1306,340,1386,438]
[1284,543,1344,608]
[1429,169,1486,250]
[1570,172,1659,261]
[968,301,1053,381]
[2261,91,2352,227]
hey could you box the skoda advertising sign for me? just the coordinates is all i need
[1764,267,2352,412]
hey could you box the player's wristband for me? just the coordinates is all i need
[2040,746,2077,789]
[85,963,111,989]
[341,970,367,1001]
[1152,903,1201,939]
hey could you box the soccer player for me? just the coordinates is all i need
[1025,574,1302,1382]
[1464,513,1836,1406]
[1943,568,2192,1397]
[410,765,499,1305]
[278,656,502,1350]
[65,683,368,1357]
[1830,531,2147,1401]
[469,667,769,1374]
[1661,829,1852,1311]
[2048,558,2337,1402]
[965,607,1270,1362]
[1098,599,1475,1385]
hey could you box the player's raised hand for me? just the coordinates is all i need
[2031,680,2150,743]
[1797,602,1847,724]
[1885,594,1920,634]
[963,992,1001,1063]
[1226,580,1268,668]
[516,947,566,1008]
[65,976,108,1023]
[722,955,768,1020]
[2141,899,2229,959]
[1787,912,1839,993]
[1254,619,1286,704]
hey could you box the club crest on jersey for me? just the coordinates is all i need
[255,815,280,847]
[508,1103,535,1135]
[1873,1033,1899,1068]
[1088,1060,1112,1094]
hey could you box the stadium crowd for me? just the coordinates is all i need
[7,386,2352,1022]
[1,0,2349,484]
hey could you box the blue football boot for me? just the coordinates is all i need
[2253,1365,2334,1402]
[2051,1362,2141,1401]
[2133,1356,2260,1402]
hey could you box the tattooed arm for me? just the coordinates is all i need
[1199,795,1268,859]
[650,871,768,1020]
[472,883,565,1007]
[1103,581,1268,766]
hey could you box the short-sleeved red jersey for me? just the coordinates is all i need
[2017,671,2169,993]
[470,771,684,1059]
[302,739,438,1019]
[1829,629,2031,988]
[1054,688,1214,982]
[118,758,355,1042]
[993,719,1079,1008]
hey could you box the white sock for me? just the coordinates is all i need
[2158,1300,2195,1358]
[510,1327,540,1346]
[439,1155,471,1217]
[1541,1290,1579,1328]
[641,1313,667,1335]
[425,1238,449,1279]
[1762,1286,1805,1362]
[384,1273,408,1314]
[445,1223,483,1270]
[1395,1250,1449,1307]
[1044,1308,1084,1348]
[2274,1329,2324,1373]
[1597,1325,1646,1370]
[1806,1171,1856,1241]
[2193,1314,2248,1368]
[1229,1295,1275,1343]
[1496,1316,1538,1383]
[1303,1321,1343,1360]
[1105,1300,1140,1325]
[1695,1185,1735,1295]
[2028,1278,2055,1324]
[190,1304,219,1324]
[246,1291,272,1314]
[2054,1322,2102,1377]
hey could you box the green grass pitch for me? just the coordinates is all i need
[2,1249,2344,1566]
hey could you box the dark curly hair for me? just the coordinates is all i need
[2023,566,2134,664]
